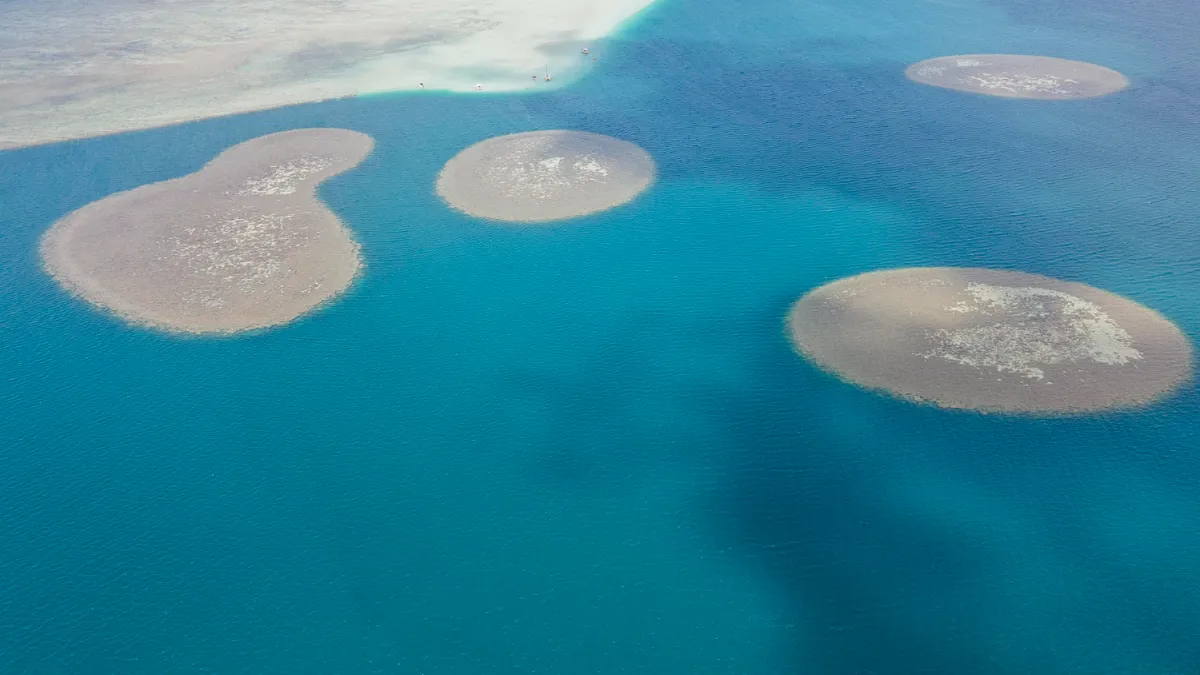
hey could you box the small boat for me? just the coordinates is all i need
[581,47,590,55]
[544,67,552,82]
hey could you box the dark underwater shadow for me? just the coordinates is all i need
[695,296,1001,674]
[695,295,1200,674]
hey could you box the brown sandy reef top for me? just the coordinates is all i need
[787,267,1192,414]
[436,130,656,223]
[40,128,374,335]
[906,55,1129,99]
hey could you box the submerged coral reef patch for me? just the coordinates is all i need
[906,55,1128,99]
[436,130,656,223]
[786,267,1192,413]
[41,128,374,335]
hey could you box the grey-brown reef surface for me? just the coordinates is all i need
[787,268,1192,414]
[436,130,656,223]
[906,55,1129,99]
[41,128,374,335]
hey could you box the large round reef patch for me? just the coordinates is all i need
[786,267,1192,414]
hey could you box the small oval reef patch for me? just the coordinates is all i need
[906,55,1128,99]
[436,130,655,223]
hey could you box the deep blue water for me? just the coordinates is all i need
[3,0,1200,672]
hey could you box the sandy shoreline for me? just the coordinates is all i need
[787,267,1193,414]
[41,128,374,335]
[0,0,658,150]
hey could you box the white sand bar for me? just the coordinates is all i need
[41,129,374,335]
[0,0,658,149]
[437,130,656,223]
[787,268,1193,414]
[905,55,1129,99]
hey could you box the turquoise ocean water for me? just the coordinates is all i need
[3,0,1200,672]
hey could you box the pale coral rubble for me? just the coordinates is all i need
[786,268,1192,414]
[905,55,1129,99]
[436,130,656,223]
[40,128,374,335]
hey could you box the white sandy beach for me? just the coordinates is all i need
[0,0,658,149]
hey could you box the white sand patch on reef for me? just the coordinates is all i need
[237,157,336,196]
[924,283,1144,380]
[0,0,658,149]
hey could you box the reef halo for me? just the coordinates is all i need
[786,267,1192,414]
[436,130,656,223]
[41,128,374,335]
[905,55,1129,99]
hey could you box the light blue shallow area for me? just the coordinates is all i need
[2,0,1199,673]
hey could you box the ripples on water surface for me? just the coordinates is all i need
[1,0,1198,672]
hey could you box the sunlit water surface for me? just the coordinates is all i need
[2,0,1199,672]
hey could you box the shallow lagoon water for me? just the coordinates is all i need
[2,0,1200,673]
